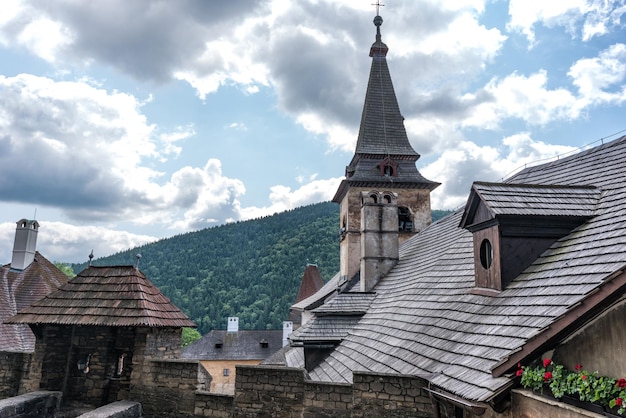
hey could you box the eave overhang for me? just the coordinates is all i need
[332,178,441,203]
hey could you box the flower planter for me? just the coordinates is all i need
[561,395,605,414]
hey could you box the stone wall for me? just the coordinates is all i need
[194,392,233,418]
[0,352,31,398]
[233,365,306,417]
[0,390,61,418]
[303,380,352,418]
[133,359,199,417]
[231,365,434,418]
[351,372,432,417]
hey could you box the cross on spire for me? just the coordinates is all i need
[372,0,385,16]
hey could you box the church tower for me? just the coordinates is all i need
[332,12,439,287]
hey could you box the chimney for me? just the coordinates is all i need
[282,321,293,347]
[11,219,39,270]
[227,317,239,333]
[360,191,399,292]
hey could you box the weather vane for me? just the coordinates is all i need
[372,0,385,16]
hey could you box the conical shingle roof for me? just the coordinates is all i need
[7,265,195,328]
[334,15,439,202]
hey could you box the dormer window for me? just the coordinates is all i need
[460,182,600,294]
[215,341,223,349]
[377,157,398,177]
[260,339,269,348]
[479,239,493,269]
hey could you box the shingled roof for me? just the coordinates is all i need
[460,182,601,224]
[7,265,195,328]
[182,329,283,361]
[0,252,68,352]
[308,135,626,403]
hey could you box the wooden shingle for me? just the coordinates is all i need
[7,265,195,328]
[310,135,626,403]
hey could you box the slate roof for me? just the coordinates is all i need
[309,135,626,403]
[461,182,601,224]
[290,292,375,344]
[0,252,68,352]
[181,329,283,361]
[262,345,304,368]
[7,265,195,328]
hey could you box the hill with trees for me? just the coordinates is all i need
[71,202,452,334]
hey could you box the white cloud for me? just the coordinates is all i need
[0,220,156,264]
[239,176,343,220]
[508,0,626,45]
[468,71,579,128]
[0,74,250,232]
[423,134,578,209]
[568,43,626,105]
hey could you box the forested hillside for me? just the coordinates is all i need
[72,202,452,334]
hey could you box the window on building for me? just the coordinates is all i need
[479,239,493,269]
[398,207,413,232]
[223,368,230,376]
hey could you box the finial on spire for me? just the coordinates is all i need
[88,250,94,267]
[372,0,385,17]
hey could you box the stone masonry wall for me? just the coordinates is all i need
[233,365,306,417]
[194,391,233,418]
[0,390,61,418]
[0,352,31,398]
[135,359,199,417]
[303,380,352,418]
[351,371,432,417]
[231,365,434,418]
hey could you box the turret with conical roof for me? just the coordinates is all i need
[333,13,439,286]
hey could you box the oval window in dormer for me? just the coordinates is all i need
[479,239,493,269]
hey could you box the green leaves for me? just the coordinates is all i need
[519,360,626,415]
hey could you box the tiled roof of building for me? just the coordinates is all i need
[309,135,626,403]
[462,182,601,221]
[290,316,362,344]
[290,292,375,345]
[312,292,375,315]
[294,264,325,304]
[7,265,195,328]
[262,345,305,368]
[181,329,283,361]
[0,252,68,352]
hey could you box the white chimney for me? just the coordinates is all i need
[227,317,239,333]
[11,219,39,270]
[282,321,293,347]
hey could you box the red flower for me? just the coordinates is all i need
[618,378,626,388]
[616,398,623,407]
[544,371,553,381]
[543,358,552,368]
[581,375,587,380]
[516,369,524,377]
[575,364,582,371]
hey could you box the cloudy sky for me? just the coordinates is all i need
[0,0,625,263]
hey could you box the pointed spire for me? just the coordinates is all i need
[333,10,439,203]
[370,15,388,58]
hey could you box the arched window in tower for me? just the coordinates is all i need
[378,157,398,177]
[398,206,413,232]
